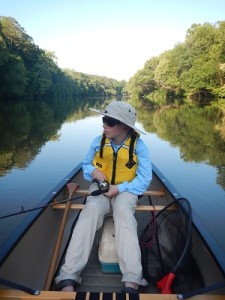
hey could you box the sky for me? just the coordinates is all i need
[1,0,225,81]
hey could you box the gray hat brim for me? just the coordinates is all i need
[89,108,146,135]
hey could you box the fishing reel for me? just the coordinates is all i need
[91,179,109,196]
[97,180,109,193]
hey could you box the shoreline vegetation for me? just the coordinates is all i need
[0,17,126,101]
[0,17,225,121]
[125,21,225,121]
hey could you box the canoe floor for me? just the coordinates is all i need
[52,204,202,294]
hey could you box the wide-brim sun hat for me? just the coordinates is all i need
[89,101,146,135]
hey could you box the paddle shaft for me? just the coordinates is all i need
[44,184,79,290]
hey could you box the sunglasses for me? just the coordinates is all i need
[102,116,121,127]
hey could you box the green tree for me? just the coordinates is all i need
[127,21,225,107]
[0,17,27,97]
[0,16,125,101]
[126,56,159,97]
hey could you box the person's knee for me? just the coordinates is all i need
[113,204,131,220]
[84,202,103,217]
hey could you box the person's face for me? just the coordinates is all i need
[102,117,128,142]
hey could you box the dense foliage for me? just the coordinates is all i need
[0,17,125,101]
[126,21,225,105]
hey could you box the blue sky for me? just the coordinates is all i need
[2,0,225,80]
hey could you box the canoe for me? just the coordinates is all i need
[0,163,225,299]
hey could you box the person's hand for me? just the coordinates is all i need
[92,168,107,182]
[104,185,119,197]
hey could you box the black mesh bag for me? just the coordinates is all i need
[139,197,195,293]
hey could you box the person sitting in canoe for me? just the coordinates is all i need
[55,100,152,293]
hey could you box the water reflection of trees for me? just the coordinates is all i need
[133,101,225,190]
[1,98,225,190]
[0,97,105,176]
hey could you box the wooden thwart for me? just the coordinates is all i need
[75,189,166,196]
[53,203,175,211]
[53,188,170,211]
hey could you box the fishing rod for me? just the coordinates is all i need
[0,195,85,220]
[0,180,109,220]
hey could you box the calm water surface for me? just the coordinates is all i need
[0,99,225,266]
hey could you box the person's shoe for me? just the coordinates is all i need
[121,286,139,294]
[56,279,79,291]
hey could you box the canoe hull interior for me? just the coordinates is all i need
[0,167,225,296]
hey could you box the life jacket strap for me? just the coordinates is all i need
[126,132,137,169]
[100,134,106,158]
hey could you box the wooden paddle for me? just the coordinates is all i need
[44,183,79,290]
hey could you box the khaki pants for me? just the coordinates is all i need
[55,183,147,286]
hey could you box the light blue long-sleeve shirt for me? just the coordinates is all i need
[82,135,152,195]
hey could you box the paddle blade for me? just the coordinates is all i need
[156,272,175,294]
[67,183,79,198]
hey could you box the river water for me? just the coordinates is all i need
[0,97,225,266]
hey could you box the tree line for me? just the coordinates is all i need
[1,16,225,114]
[0,17,126,101]
[126,21,225,107]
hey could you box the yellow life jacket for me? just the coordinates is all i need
[93,133,139,184]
